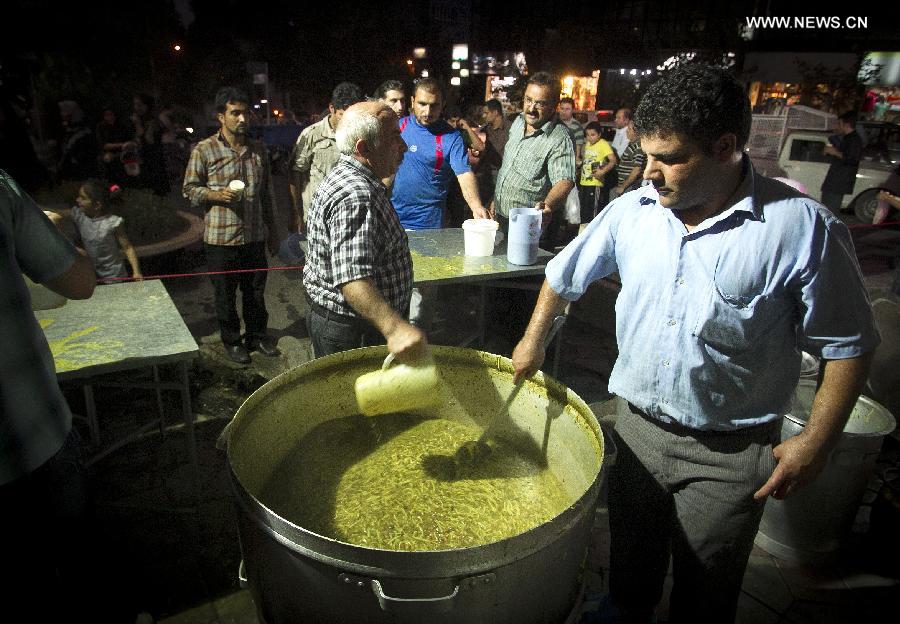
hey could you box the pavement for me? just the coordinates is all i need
[65,177,900,623]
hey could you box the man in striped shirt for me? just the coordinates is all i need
[183,87,280,364]
[492,72,576,248]
[303,101,427,360]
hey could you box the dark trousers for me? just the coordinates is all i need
[0,429,122,620]
[608,404,779,623]
[305,299,386,358]
[205,242,269,346]
[579,183,600,223]
[820,190,845,214]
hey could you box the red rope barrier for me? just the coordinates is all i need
[101,265,305,283]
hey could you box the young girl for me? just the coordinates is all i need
[71,179,142,283]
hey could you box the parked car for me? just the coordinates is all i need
[749,124,900,221]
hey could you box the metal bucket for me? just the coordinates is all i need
[225,345,605,624]
[755,380,896,564]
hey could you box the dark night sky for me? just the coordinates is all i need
[2,1,898,118]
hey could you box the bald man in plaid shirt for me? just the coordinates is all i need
[303,101,427,361]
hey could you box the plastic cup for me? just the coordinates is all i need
[228,179,245,201]
[461,218,499,256]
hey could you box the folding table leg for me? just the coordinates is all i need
[179,360,199,500]
[153,365,166,436]
[83,384,100,446]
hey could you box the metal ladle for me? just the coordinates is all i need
[451,315,567,476]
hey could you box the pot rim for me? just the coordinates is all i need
[226,345,606,576]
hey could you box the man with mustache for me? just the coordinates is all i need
[511,65,878,623]
[492,71,576,249]
[183,86,280,364]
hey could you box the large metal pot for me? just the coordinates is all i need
[755,380,896,564]
[225,345,605,624]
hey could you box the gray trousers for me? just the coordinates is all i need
[608,401,780,624]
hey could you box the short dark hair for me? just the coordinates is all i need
[331,82,364,111]
[838,111,858,126]
[634,65,750,153]
[584,121,603,134]
[375,80,405,100]
[413,77,444,101]
[214,87,249,113]
[526,72,561,103]
[444,105,462,119]
[484,99,503,115]
[617,107,633,121]
[559,97,575,108]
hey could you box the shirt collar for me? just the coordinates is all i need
[320,115,336,139]
[725,155,761,220]
[217,131,249,153]
[519,113,560,137]
[340,154,386,190]
[640,155,762,230]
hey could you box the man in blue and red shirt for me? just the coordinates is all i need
[391,78,487,230]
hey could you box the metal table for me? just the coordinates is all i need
[407,228,554,348]
[35,280,199,477]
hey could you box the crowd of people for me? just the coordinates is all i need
[3,64,883,624]
[50,94,186,194]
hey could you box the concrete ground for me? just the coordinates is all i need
[68,176,900,623]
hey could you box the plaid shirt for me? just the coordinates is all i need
[303,155,413,317]
[182,132,276,245]
[494,115,576,218]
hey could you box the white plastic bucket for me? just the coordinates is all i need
[462,218,498,256]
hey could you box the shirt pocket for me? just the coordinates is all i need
[691,281,787,355]
[311,141,336,177]
[514,154,547,183]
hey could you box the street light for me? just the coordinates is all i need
[173,44,182,52]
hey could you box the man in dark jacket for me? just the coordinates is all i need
[821,111,863,214]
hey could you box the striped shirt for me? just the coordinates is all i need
[303,155,413,317]
[494,115,576,218]
[560,117,585,148]
[182,132,276,246]
[615,141,647,188]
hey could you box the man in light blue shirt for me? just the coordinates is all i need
[512,66,879,623]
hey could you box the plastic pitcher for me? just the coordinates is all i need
[507,207,542,265]
[354,353,442,416]
[461,218,499,256]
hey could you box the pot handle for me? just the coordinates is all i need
[370,579,458,614]
[381,352,396,370]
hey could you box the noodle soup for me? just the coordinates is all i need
[259,413,574,551]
